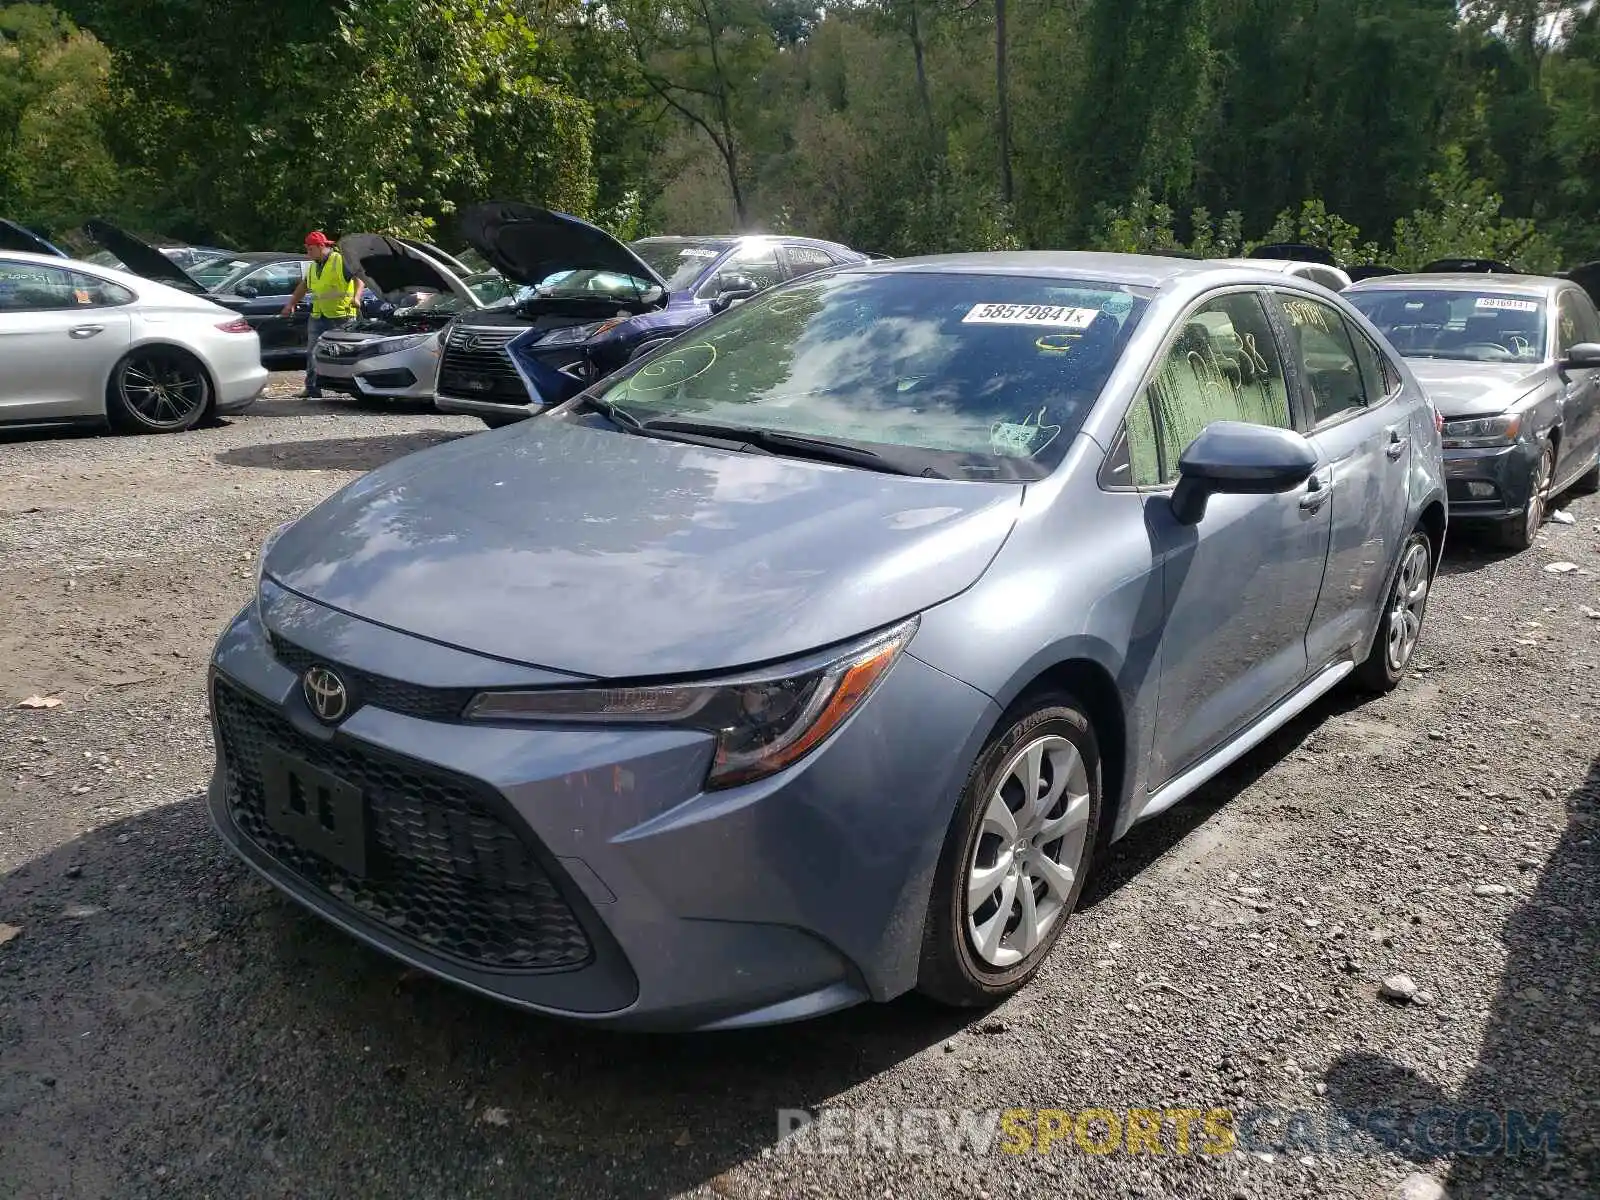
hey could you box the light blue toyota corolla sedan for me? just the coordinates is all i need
[208,252,1446,1030]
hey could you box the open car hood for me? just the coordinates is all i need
[458,201,669,292]
[0,219,69,258]
[338,234,478,308]
[81,219,206,294]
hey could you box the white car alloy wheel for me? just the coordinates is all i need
[965,733,1093,968]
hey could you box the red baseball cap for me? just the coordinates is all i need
[303,231,333,248]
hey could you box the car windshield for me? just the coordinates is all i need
[404,272,512,314]
[585,271,1151,481]
[529,268,661,301]
[630,239,727,291]
[191,257,257,288]
[1347,289,1548,363]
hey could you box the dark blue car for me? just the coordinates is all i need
[433,202,869,426]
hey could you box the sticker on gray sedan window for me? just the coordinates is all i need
[962,303,1100,329]
[1475,297,1538,313]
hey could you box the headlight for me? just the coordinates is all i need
[538,321,605,347]
[537,318,629,348]
[368,332,431,356]
[465,618,919,789]
[1442,414,1521,448]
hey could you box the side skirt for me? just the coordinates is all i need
[1131,659,1355,828]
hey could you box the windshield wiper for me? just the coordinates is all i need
[577,393,645,431]
[639,418,940,477]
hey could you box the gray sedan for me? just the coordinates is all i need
[207,253,1445,1029]
[1346,273,1600,549]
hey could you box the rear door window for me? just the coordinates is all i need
[1277,293,1369,425]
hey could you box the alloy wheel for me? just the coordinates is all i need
[1385,538,1430,672]
[1524,443,1555,543]
[965,734,1092,968]
[118,355,207,430]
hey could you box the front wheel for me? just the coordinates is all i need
[1354,530,1433,693]
[106,348,211,434]
[1493,440,1555,551]
[917,694,1101,1007]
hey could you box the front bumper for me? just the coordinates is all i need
[206,585,995,1030]
[315,339,441,401]
[433,392,540,421]
[1442,441,1540,523]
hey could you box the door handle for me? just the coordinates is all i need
[68,325,104,339]
[1386,429,1409,460]
[1299,473,1332,511]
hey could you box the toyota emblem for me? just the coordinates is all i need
[302,665,349,723]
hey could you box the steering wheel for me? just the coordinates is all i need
[1462,342,1516,361]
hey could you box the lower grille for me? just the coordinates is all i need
[214,678,593,972]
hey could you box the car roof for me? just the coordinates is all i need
[210,251,304,263]
[633,233,860,256]
[844,250,1292,290]
[0,247,185,292]
[1347,272,1560,296]
[1211,257,1348,276]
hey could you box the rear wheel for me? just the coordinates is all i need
[1493,439,1555,552]
[917,694,1101,1007]
[1354,530,1433,693]
[106,348,210,434]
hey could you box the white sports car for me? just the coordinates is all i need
[0,244,267,435]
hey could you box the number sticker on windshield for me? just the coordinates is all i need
[1476,297,1538,313]
[962,303,1100,329]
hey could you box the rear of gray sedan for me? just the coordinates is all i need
[208,253,1445,1029]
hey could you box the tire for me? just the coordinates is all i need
[1354,530,1433,693]
[917,693,1102,1007]
[105,347,211,434]
[1493,439,1555,551]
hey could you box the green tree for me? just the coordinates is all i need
[0,4,117,235]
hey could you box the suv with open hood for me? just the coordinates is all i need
[311,235,512,402]
[433,202,867,427]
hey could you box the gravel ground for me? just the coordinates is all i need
[2,376,1598,1200]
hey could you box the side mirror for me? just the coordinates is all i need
[1562,341,1600,369]
[1170,421,1319,526]
[710,274,759,314]
[235,283,258,299]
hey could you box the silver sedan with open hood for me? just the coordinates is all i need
[312,236,512,403]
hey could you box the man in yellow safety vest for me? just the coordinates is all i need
[281,231,365,398]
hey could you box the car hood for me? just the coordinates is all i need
[339,234,478,307]
[265,420,1023,678]
[1404,359,1552,418]
[0,218,68,258]
[81,219,206,294]
[458,201,670,293]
